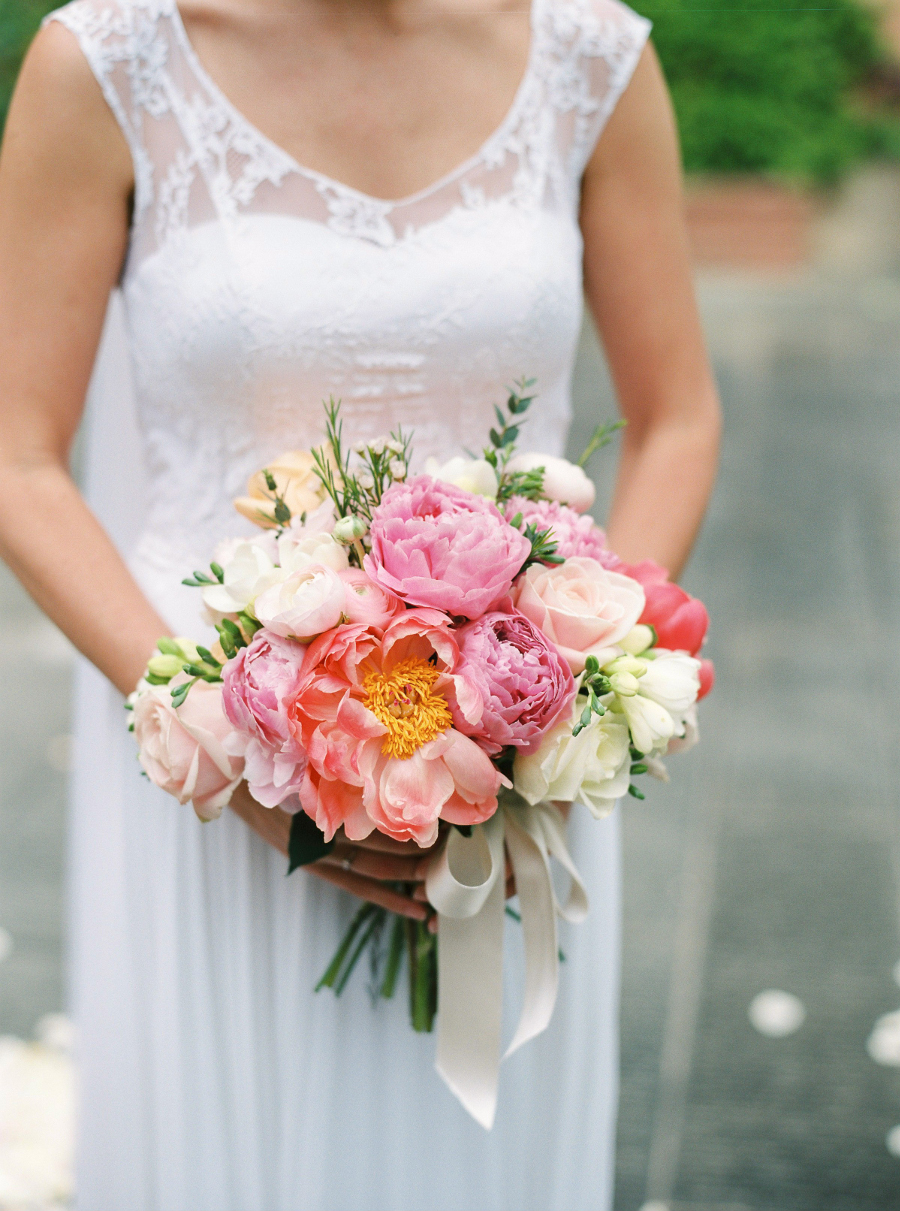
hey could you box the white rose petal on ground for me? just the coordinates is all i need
[886,1124,900,1157]
[867,1009,900,1066]
[0,929,11,964]
[748,989,806,1038]
[0,1020,75,1209]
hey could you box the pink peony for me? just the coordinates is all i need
[133,678,244,821]
[293,610,499,846]
[451,609,576,756]
[511,557,645,674]
[619,559,709,657]
[504,497,615,564]
[339,568,405,631]
[222,630,308,809]
[364,476,531,620]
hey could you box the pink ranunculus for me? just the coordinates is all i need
[511,556,645,674]
[451,609,576,756]
[618,558,709,656]
[222,629,308,809]
[338,568,405,631]
[133,678,244,821]
[364,476,531,620]
[504,496,614,564]
[253,563,346,640]
[293,610,500,846]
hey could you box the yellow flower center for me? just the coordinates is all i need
[363,656,453,760]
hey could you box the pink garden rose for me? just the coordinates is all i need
[133,678,244,821]
[293,610,499,846]
[511,556,645,674]
[364,476,531,620]
[339,568,405,631]
[222,630,308,809]
[451,608,576,756]
[504,497,616,564]
[618,559,709,657]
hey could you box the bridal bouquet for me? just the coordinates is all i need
[128,383,712,1126]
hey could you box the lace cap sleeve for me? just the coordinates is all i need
[566,0,652,179]
[42,0,155,223]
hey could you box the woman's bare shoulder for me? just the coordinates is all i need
[2,20,133,193]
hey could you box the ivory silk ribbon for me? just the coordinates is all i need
[425,790,589,1129]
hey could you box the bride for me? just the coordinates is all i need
[0,0,720,1207]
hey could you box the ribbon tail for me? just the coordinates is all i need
[434,813,506,1129]
[503,805,560,1059]
[539,805,590,924]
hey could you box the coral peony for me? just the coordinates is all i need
[451,609,576,756]
[133,678,244,821]
[504,497,613,564]
[294,610,499,846]
[511,557,645,674]
[364,477,531,620]
[617,559,709,656]
[222,630,308,808]
[339,569,405,631]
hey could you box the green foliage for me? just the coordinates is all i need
[643,0,900,180]
[0,0,56,132]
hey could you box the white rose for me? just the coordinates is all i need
[506,452,595,513]
[513,698,631,819]
[424,455,499,498]
[202,541,282,615]
[278,530,350,575]
[253,563,346,640]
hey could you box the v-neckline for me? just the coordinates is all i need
[170,0,541,210]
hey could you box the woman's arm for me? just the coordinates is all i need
[0,24,167,693]
[580,45,721,580]
[0,26,430,917]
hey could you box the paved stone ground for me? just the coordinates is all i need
[4,178,900,1208]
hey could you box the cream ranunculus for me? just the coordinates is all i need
[234,450,329,530]
[513,696,631,819]
[201,540,283,616]
[505,452,596,513]
[277,528,349,575]
[132,678,244,821]
[511,557,645,674]
[423,455,499,499]
[253,563,347,640]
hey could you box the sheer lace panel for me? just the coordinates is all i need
[46,0,649,263]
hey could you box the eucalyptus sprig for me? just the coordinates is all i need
[578,419,626,470]
[483,378,546,504]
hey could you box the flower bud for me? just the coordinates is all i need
[619,624,655,656]
[370,437,387,455]
[605,655,648,679]
[147,653,185,681]
[333,515,369,545]
[357,472,375,491]
[389,459,406,480]
[388,439,405,455]
[609,670,640,697]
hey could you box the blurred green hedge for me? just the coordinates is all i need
[640,0,900,180]
[2,0,899,181]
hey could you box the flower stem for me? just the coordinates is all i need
[380,914,406,999]
[316,903,377,991]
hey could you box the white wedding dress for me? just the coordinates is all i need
[45,1,650,1207]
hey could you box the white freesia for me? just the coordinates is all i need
[666,704,699,755]
[635,650,701,734]
[618,693,675,756]
[505,452,595,512]
[253,563,346,639]
[202,541,282,615]
[513,697,631,819]
[424,455,499,498]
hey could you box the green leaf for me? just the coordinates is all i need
[494,404,507,428]
[192,570,215,584]
[500,425,519,446]
[195,645,220,668]
[274,498,291,525]
[580,702,593,728]
[489,428,504,448]
[628,784,646,800]
[578,418,626,469]
[237,612,262,638]
[264,470,278,492]
[287,811,336,874]
[181,577,202,587]
[209,562,225,583]
[630,762,648,776]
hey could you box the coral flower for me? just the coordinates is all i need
[294,610,499,846]
[617,559,709,657]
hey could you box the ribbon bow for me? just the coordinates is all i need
[425,790,589,1129]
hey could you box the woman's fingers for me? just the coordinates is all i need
[349,831,439,857]
[321,842,424,883]
[309,863,429,920]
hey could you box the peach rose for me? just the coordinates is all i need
[132,678,244,821]
[511,557,645,674]
[234,450,329,530]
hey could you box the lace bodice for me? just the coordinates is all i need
[47,0,649,627]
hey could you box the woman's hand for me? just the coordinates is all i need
[228,782,436,923]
